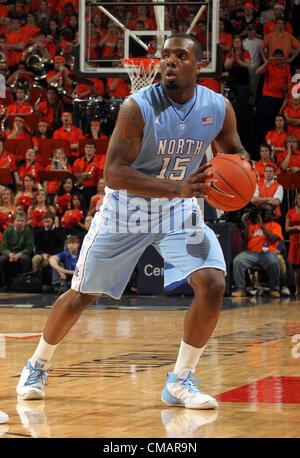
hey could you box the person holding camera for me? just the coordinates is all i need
[232,204,283,297]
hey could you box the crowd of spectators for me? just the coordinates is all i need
[0,0,299,296]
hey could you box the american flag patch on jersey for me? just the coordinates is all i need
[202,116,213,125]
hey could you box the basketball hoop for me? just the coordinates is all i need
[122,57,160,93]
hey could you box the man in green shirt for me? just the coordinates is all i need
[0,211,34,291]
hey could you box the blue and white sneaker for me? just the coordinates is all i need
[16,359,49,400]
[161,369,218,409]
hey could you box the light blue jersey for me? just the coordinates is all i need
[72,84,227,298]
[130,82,225,179]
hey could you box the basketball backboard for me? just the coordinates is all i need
[77,1,220,79]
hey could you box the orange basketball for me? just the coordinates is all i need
[203,154,257,211]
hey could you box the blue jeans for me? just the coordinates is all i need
[233,250,280,291]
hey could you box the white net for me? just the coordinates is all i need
[122,58,160,93]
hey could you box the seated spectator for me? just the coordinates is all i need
[0,211,34,291]
[36,86,62,131]
[232,204,283,298]
[255,142,279,179]
[53,111,84,161]
[265,114,288,159]
[60,191,86,239]
[32,211,66,284]
[27,189,55,231]
[277,135,300,172]
[54,174,76,215]
[49,234,80,293]
[285,191,300,296]
[6,62,34,90]
[0,186,16,220]
[252,164,283,218]
[256,48,291,139]
[17,148,44,184]
[260,16,300,65]
[5,86,32,117]
[72,140,101,205]
[15,174,39,212]
[88,177,105,216]
[32,120,53,152]
[84,120,109,143]
[283,96,300,140]
[43,147,72,202]
[4,115,32,143]
[0,135,16,172]
[46,55,73,94]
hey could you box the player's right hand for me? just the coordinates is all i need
[177,164,213,198]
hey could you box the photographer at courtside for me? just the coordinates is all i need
[231,204,283,298]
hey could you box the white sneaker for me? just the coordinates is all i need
[16,359,49,400]
[161,369,217,409]
[0,410,9,424]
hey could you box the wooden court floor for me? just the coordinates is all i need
[0,293,300,439]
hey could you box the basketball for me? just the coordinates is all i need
[203,154,257,211]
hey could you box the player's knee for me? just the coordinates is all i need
[67,289,97,312]
[191,269,226,300]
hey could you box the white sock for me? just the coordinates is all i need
[173,340,205,376]
[32,334,59,364]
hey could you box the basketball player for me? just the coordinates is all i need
[17,34,248,409]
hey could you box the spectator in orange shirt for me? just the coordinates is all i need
[232,203,283,297]
[37,86,62,130]
[72,140,100,205]
[53,112,84,161]
[263,3,293,36]
[99,22,121,59]
[256,48,291,139]
[260,16,300,64]
[106,57,131,99]
[32,120,53,158]
[0,136,16,172]
[219,18,233,65]
[255,142,279,180]
[85,120,109,143]
[17,148,44,184]
[5,87,33,117]
[129,5,156,31]
[277,135,300,172]
[20,12,41,42]
[284,96,300,140]
[46,55,73,93]
[265,114,288,158]
[6,17,28,68]
[252,164,283,218]
[5,116,32,144]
